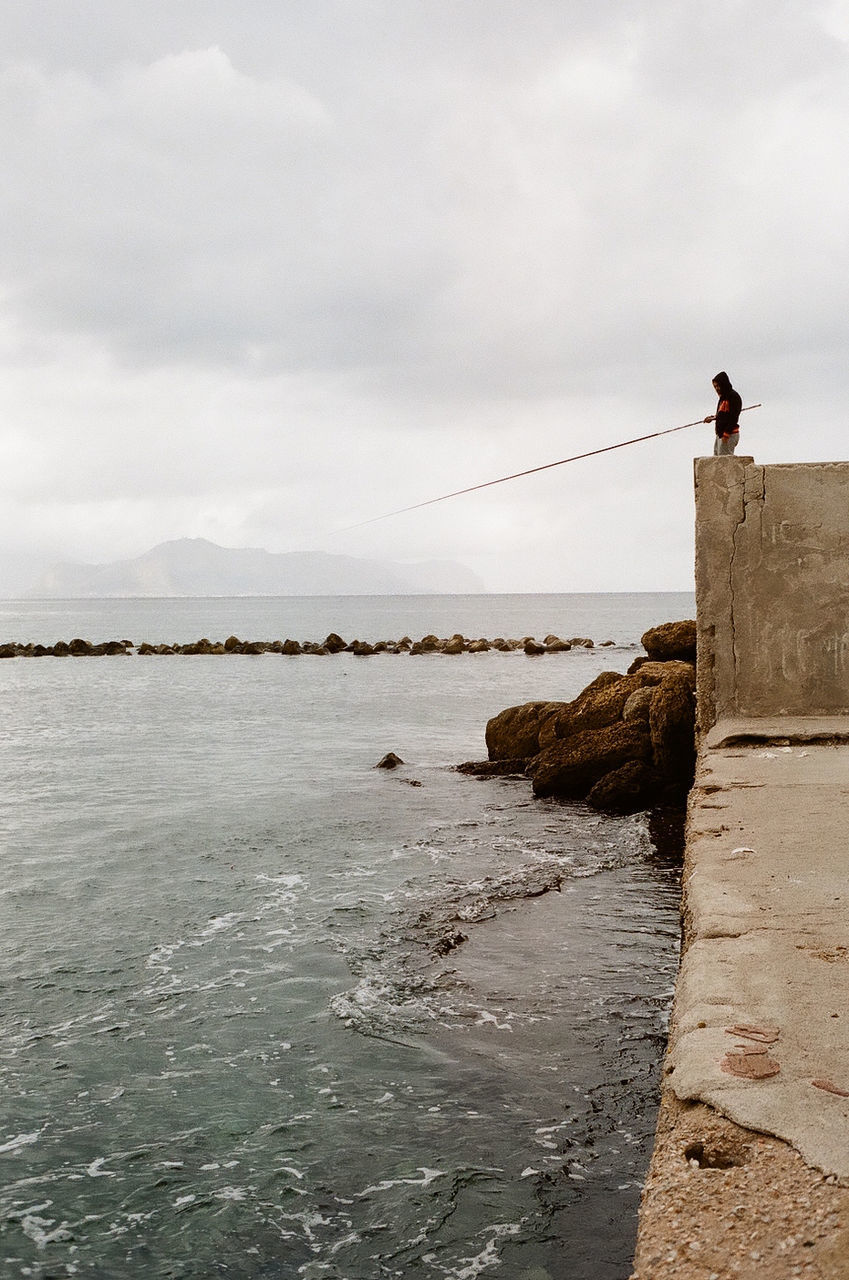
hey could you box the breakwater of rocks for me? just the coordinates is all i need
[0,632,620,658]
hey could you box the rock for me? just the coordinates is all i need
[69,637,93,655]
[467,639,490,653]
[91,640,131,656]
[432,929,468,956]
[443,637,466,655]
[224,635,241,652]
[485,700,563,761]
[419,634,442,652]
[376,752,404,769]
[323,633,347,653]
[567,636,594,648]
[537,671,653,750]
[641,619,697,663]
[0,643,18,658]
[650,667,696,784]
[524,639,546,655]
[545,640,572,652]
[529,720,652,799]
[456,758,529,777]
[469,621,699,812]
[281,639,303,656]
[629,659,695,684]
[623,687,655,723]
[587,760,662,814]
[349,640,375,656]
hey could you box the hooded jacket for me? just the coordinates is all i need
[713,371,742,438]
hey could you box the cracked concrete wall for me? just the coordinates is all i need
[695,457,849,730]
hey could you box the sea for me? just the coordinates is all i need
[0,591,694,1280]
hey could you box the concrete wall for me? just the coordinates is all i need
[695,457,849,731]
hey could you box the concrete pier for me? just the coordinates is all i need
[631,459,849,1278]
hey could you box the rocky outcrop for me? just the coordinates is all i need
[462,622,697,815]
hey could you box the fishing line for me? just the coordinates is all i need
[337,404,762,533]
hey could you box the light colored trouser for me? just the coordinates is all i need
[713,432,739,456]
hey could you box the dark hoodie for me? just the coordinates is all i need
[713,371,742,438]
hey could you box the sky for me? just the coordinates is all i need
[1,0,848,594]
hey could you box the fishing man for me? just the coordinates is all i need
[704,371,743,455]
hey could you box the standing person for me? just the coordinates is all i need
[704,371,743,455]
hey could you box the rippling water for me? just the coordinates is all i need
[0,594,688,1278]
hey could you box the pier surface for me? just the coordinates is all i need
[632,719,849,1277]
[632,458,849,1277]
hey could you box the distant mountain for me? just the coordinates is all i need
[24,538,485,598]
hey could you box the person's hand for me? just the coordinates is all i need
[704,415,714,423]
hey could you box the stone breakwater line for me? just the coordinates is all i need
[0,632,617,659]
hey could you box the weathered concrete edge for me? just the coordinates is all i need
[706,715,849,747]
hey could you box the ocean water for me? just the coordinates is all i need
[0,593,691,1279]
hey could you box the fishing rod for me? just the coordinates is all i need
[339,403,762,532]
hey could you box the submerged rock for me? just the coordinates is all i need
[456,758,529,777]
[375,752,404,769]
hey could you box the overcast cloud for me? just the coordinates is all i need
[1,0,847,593]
